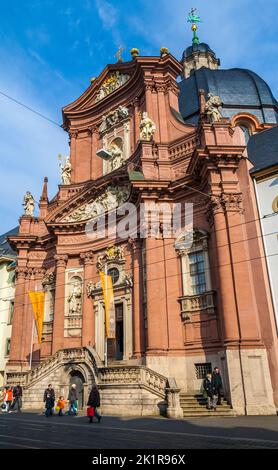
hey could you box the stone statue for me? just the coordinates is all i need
[23,191,35,216]
[110,142,124,170]
[140,112,156,141]
[60,156,72,185]
[205,93,223,124]
[99,105,129,133]
[68,281,82,315]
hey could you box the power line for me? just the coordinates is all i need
[0,251,277,312]
[0,90,61,128]
[0,224,277,296]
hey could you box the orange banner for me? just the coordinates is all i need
[28,292,45,343]
[100,272,116,339]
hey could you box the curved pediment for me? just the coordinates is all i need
[45,180,131,226]
[62,62,137,119]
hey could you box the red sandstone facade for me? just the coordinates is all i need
[7,53,278,415]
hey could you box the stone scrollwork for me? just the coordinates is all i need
[95,72,130,103]
[63,184,131,223]
[99,105,129,133]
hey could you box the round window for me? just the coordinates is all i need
[108,268,120,285]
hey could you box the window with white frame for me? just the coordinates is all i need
[176,230,212,297]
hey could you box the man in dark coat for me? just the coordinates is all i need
[43,384,55,417]
[12,385,23,412]
[68,384,78,416]
[87,385,102,423]
[203,374,218,410]
[212,367,223,406]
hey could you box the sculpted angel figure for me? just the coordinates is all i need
[23,191,35,216]
[140,112,156,141]
[60,156,72,185]
[68,281,82,315]
[205,93,223,124]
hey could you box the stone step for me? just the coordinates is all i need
[183,411,236,418]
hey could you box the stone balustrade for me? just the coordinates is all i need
[179,291,216,320]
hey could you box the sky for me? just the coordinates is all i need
[0,0,277,234]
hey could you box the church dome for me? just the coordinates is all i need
[182,42,217,60]
[178,67,278,125]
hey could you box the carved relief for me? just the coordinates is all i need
[95,72,130,103]
[97,245,126,270]
[63,184,131,223]
[99,105,129,133]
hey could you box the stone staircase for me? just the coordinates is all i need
[180,392,236,418]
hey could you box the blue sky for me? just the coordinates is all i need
[0,0,277,233]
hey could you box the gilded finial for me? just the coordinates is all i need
[160,47,169,58]
[187,7,202,45]
[130,48,139,60]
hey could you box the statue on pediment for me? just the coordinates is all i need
[140,112,156,141]
[205,93,223,124]
[23,191,35,217]
[59,156,72,185]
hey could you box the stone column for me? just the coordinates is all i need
[130,240,144,358]
[208,196,241,345]
[8,268,27,368]
[69,130,78,183]
[52,255,68,354]
[80,252,95,348]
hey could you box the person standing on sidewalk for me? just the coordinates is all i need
[87,384,102,424]
[203,374,218,411]
[212,367,223,406]
[12,384,23,412]
[68,384,78,416]
[43,384,55,417]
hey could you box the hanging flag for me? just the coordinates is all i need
[28,292,45,344]
[100,271,116,339]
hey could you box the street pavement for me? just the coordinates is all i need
[0,411,277,449]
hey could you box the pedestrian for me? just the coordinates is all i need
[68,384,78,416]
[56,396,67,417]
[4,387,13,413]
[87,384,102,424]
[43,384,55,417]
[203,373,218,411]
[212,367,223,406]
[12,384,23,412]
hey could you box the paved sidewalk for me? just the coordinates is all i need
[0,411,277,449]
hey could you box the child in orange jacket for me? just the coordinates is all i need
[56,396,67,416]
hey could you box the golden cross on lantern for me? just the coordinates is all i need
[114,46,125,63]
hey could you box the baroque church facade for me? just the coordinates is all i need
[6,36,278,416]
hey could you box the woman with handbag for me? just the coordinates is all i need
[87,384,102,424]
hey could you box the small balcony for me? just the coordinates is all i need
[179,291,216,321]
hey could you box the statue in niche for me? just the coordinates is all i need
[109,142,124,171]
[204,93,223,124]
[60,156,72,185]
[140,112,156,141]
[68,279,82,315]
[23,191,35,216]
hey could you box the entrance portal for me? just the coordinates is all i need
[69,371,85,409]
[108,303,124,361]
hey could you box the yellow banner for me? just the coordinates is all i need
[100,272,116,339]
[29,292,45,344]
